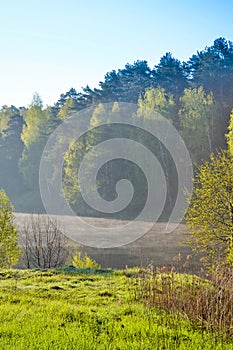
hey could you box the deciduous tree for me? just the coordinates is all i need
[22,214,69,268]
[185,150,233,268]
[0,190,21,267]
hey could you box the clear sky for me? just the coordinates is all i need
[1,0,233,108]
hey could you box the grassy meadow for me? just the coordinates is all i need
[0,268,232,349]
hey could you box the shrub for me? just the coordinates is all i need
[139,264,233,336]
[72,251,100,269]
[0,189,21,267]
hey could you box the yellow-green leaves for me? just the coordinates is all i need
[179,87,217,164]
[72,251,100,269]
[226,109,233,157]
[0,189,21,267]
[137,87,176,122]
[185,150,233,268]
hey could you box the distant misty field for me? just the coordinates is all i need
[14,213,197,271]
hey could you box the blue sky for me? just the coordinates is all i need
[1,0,233,107]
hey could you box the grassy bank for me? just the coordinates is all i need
[0,268,232,349]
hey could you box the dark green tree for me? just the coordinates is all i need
[153,52,188,100]
[55,88,91,110]
[83,60,153,103]
[187,38,233,99]
[0,106,24,198]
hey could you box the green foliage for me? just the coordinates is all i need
[154,52,188,100]
[0,106,12,134]
[57,97,78,120]
[0,106,24,197]
[226,109,233,156]
[185,150,233,267]
[138,87,176,122]
[137,88,178,214]
[20,96,55,194]
[0,190,21,267]
[87,60,153,103]
[29,92,43,109]
[179,87,219,163]
[72,251,100,269]
[21,99,46,148]
[1,37,233,213]
[20,101,45,192]
[187,38,233,109]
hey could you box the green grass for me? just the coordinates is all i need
[0,268,232,349]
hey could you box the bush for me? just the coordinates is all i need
[0,189,21,267]
[139,264,233,336]
[72,251,100,269]
[21,214,69,268]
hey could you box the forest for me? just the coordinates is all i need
[1,36,233,349]
[1,37,233,217]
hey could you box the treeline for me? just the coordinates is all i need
[1,37,233,214]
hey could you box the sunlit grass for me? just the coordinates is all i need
[0,268,232,349]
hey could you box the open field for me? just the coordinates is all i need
[0,268,232,350]
[14,213,198,270]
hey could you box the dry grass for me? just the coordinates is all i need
[138,262,233,336]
